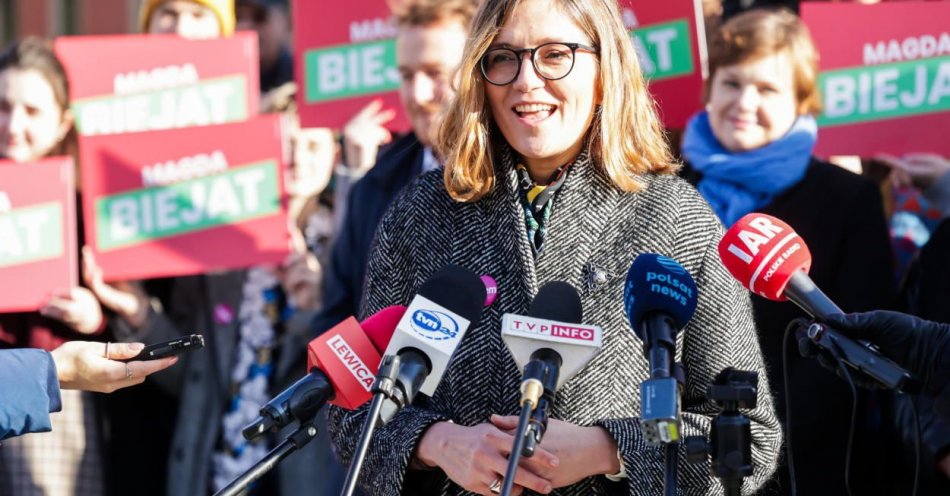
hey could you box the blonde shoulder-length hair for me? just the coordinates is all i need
[436,0,677,202]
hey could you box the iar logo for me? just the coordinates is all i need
[410,309,459,341]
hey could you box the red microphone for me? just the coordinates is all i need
[718,213,917,392]
[718,214,814,302]
[308,305,405,409]
[243,305,407,439]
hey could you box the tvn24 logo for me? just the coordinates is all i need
[410,309,460,341]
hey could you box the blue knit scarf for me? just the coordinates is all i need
[681,111,818,226]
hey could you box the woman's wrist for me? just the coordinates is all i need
[413,421,452,470]
[587,426,621,476]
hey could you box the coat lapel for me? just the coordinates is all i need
[509,148,621,291]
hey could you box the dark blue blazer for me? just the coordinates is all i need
[312,133,426,334]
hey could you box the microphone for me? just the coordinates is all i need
[340,265,487,496]
[623,253,698,445]
[242,305,406,440]
[501,281,603,453]
[377,264,487,423]
[718,213,918,392]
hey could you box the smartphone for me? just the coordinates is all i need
[122,334,205,362]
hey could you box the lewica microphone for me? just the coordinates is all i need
[377,264,487,423]
[242,305,407,440]
[624,253,698,445]
[718,213,918,392]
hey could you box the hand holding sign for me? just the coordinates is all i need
[279,249,322,312]
[875,153,950,190]
[39,287,104,335]
[82,246,150,329]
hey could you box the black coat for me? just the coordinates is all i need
[312,134,426,335]
[684,158,899,495]
[897,218,950,495]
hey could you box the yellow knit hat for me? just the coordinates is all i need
[139,0,236,36]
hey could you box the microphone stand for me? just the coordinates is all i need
[214,421,319,496]
[684,369,758,496]
[340,355,401,496]
[501,359,549,496]
[640,314,682,496]
[216,368,334,496]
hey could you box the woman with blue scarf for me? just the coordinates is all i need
[681,9,899,496]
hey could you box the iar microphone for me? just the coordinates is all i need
[624,254,698,445]
[718,213,918,392]
[242,305,406,440]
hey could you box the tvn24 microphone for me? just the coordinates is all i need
[377,264,487,423]
[624,253,698,445]
[242,305,406,440]
[718,213,918,392]
[341,265,487,496]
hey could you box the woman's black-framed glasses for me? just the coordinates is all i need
[480,42,598,86]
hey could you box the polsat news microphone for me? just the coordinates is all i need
[717,213,918,392]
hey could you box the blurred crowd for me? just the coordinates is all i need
[0,0,948,495]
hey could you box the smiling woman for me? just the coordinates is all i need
[679,9,899,496]
[328,1,783,495]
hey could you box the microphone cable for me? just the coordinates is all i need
[826,340,858,496]
[909,396,921,496]
[782,319,801,496]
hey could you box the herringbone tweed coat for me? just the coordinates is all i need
[328,150,782,495]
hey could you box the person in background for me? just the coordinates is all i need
[0,37,108,496]
[236,0,294,95]
[892,217,950,494]
[679,8,898,495]
[1,342,177,441]
[872,153,950,278]
[140,0,235,39]
[90,1,335,493]
[87,4,238,494]
[312,0,475,336]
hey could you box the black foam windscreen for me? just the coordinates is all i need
[416,264,487,324]
[528,281,583,324]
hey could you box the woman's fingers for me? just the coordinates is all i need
[479,427,553,494]
[130,356,179,378]
[102,342,145,360]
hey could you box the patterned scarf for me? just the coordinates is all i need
[514,155,577,256]
[212,266,289,492]
[681,111,817,226]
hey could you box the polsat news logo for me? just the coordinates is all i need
[507,318,597,342]
[410,309,460,341]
